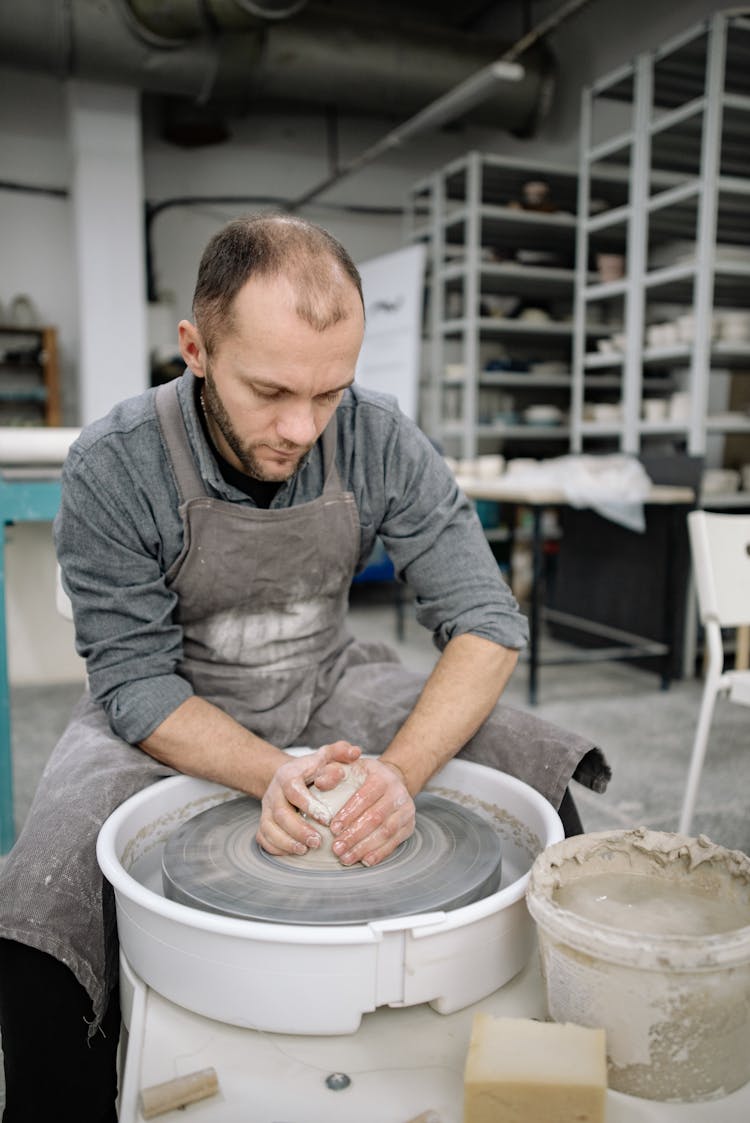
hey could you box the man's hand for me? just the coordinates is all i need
[327,758,415,867]
[256,741,362,857]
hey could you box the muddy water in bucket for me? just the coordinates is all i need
[526,828,750,1102]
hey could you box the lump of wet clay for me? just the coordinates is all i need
[285,762,367,869]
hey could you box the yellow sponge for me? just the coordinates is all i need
[464,1013,607,1123]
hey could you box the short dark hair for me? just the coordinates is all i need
[192,212,364,354]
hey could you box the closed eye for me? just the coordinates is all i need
[252,386,285,401]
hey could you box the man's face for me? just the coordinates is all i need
[180,273,365,482]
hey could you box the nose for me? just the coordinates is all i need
[275,401,318,447]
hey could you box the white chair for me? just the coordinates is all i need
[679,510,750,834]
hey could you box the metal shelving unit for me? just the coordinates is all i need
[572,9,750,506]
[0,324,61,427]
[407,152,615,461]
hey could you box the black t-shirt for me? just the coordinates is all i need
[194,380,282,509]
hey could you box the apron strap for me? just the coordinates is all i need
[321,412,342,494]
[155,379,207,503]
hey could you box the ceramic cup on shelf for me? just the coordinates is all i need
[669,391,691,422]
[596,253,625,282]
[643,398,668,422]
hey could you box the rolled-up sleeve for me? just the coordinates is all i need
[368,411,529,652]
[54,437,193,744]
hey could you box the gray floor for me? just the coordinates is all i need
[1,591,749,1113]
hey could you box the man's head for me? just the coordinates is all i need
[178,213,365,482]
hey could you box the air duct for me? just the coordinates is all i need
[0,0,555,136]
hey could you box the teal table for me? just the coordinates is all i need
[0,470,62,852]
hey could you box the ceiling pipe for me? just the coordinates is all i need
[289,59,526,210]
[232,0,308,18]
[0,0,554,133]
[286,0,597,209]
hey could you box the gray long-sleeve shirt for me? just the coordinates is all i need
[54,370,528,744]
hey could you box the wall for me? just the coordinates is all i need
[0,0,733,684]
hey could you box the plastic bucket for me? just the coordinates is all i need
[527,828,750,1102]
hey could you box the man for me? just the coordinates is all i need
[0,214,609,1120]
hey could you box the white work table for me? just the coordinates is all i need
[118,949,748,1123]
[455,474,696,705]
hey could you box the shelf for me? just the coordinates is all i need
[587,130,633,164]
[584,352,624,370]
[585,203,632,234]
[441,204,577,253]
[0,324,60,427]
[434,152,582,212]
[440,316,576,338]
[442,372,574,389]
[477,373,572,388]
[706,414,750,434]
[578,422,625,437]
[584,343,750,371]
[584,279,628,302]
[583,376,624,390]
[439,261,578,297]
[700,490,750,509]
[642,342,750,369]
[574,10,750,460]
[0,324,47,336]
[480,423,570,439]
[638,421,691,435]
[0,388,47,402]
[441,421,570,439]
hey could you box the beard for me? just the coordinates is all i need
[201,369,309,481]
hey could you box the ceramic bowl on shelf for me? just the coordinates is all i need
[701,468,740,496]
[518,306,552,324]
[597,338,618,355]
[522,404,563,426]
[646,322,681,349]
[585,402,622,423]
[717,311,750,343]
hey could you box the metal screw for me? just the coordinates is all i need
[325,1072,351,1091]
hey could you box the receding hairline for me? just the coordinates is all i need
[192,213,365,353]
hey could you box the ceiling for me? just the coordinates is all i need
[0,0,556,142]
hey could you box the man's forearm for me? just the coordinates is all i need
[381,633,518,795]
[139,695,287,798]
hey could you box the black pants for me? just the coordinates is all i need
[558,786,584,837]
[0,789,582,1121]
[0,939,120,1123]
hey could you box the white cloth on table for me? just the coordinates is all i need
[505,454,652,531]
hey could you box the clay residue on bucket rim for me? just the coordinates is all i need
[527,828,750,970]
[533,827,750,891]
[526,828,750,1102]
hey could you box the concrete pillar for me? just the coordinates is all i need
[67,81,148,425]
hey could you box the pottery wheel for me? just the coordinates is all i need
[162,793,503,925]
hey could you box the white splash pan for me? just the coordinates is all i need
[97,756,562,1035]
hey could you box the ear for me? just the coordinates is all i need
[178,319,207,379]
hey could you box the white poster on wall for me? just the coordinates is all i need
[355,243,426,421]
